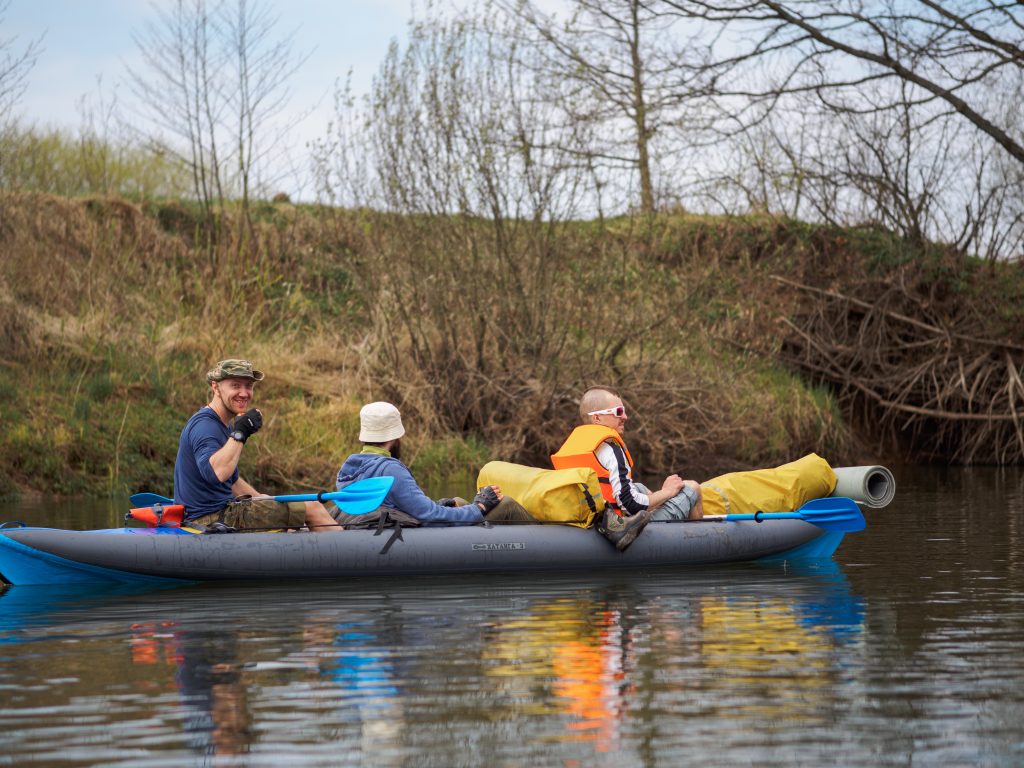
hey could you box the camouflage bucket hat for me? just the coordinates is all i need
[207,359,265,383]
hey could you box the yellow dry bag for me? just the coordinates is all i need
[476,461,605,528]
[700,453,837,516]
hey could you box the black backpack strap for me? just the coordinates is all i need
[378,511,405,555]
[379,523,404,554]
[580,483,597,515]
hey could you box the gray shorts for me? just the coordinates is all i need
[650,484,699,522]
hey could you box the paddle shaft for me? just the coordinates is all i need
[130,477,394,517]
[703,512,807,523]
[691,496,866,532]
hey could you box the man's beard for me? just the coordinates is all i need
[390,439,401,461]
[220,391,247,417]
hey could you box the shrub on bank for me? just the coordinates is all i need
[17,192,1010,499]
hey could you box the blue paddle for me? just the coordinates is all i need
[129,476,394,516]
[703,496,866,532]
[129,492,178,507]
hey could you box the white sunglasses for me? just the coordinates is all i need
[587,405,626,418]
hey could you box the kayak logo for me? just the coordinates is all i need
[472,542,525,551]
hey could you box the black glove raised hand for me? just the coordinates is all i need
[473,486,501,514]
[233,409,263,442]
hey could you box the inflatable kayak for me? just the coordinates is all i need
[0,495,864,585]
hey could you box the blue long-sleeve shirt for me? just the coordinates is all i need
[336,449,483,524]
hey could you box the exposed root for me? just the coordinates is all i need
[772,274,1024,464]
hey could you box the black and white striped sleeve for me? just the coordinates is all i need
[595,442,650,514]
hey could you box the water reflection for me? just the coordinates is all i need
[0,562,865,765]
[482,560,864,750]
[301,616,406,764]
[175,629,252,762]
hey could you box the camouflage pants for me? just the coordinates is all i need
[483,497,538,523]
[436,496,538,523]
[188,498,306,531]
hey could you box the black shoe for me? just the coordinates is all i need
[599,507,654,551]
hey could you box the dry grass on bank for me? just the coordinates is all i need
[0,192,864,498]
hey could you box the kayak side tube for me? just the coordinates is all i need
[0,532,192,586]
[0,513,855,585]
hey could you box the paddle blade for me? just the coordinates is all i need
[129,492,175,506]
[797,496,866,532]
[323,477,395,516]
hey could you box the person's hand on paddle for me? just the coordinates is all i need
[233,409,263,443]
[473,484,503,513]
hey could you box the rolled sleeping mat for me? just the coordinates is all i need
[830,466,896,508]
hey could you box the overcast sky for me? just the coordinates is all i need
[5,0,414,123]
[3,0,427,195]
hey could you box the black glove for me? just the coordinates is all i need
[233,409,263,442]
[437,497,457,507]
[473,486,501,514]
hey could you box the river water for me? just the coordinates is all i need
[0,466,1022,767]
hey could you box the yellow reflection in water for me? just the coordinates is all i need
[697,595,834,720]
[484,590,843,746]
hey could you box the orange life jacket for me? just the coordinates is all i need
[551,425,634,510]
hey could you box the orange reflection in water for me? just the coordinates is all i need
[484,599,625,752]
[129,621,181,667]
[550,630,622,751]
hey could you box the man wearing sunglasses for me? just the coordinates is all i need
[552,386,703,550]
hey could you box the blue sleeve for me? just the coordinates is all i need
[189,419,236,487]
[384,464,484,524]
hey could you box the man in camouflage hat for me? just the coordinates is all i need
[173,359,340,532]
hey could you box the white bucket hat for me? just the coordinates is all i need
[359,401,405,442]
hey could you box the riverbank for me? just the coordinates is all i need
[1,192,1019,499]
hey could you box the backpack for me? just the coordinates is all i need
[476,461,604,528]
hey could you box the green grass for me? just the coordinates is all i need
[408,435,492,497]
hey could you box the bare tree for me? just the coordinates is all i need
[790,83,980,248]
[129,0,303,247]
[316,8,592,355]
[663,1,1024,169]
[0,0,42,123]
[219,0,305,234]
[646,0,1024,259]
[501,0,711,215]
[131,0,225,238]
[312,6,667,453]
[0,0,41,195]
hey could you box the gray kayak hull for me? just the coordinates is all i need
[0,519,844,585]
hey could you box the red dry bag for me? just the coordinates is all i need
[126,504,185,528]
